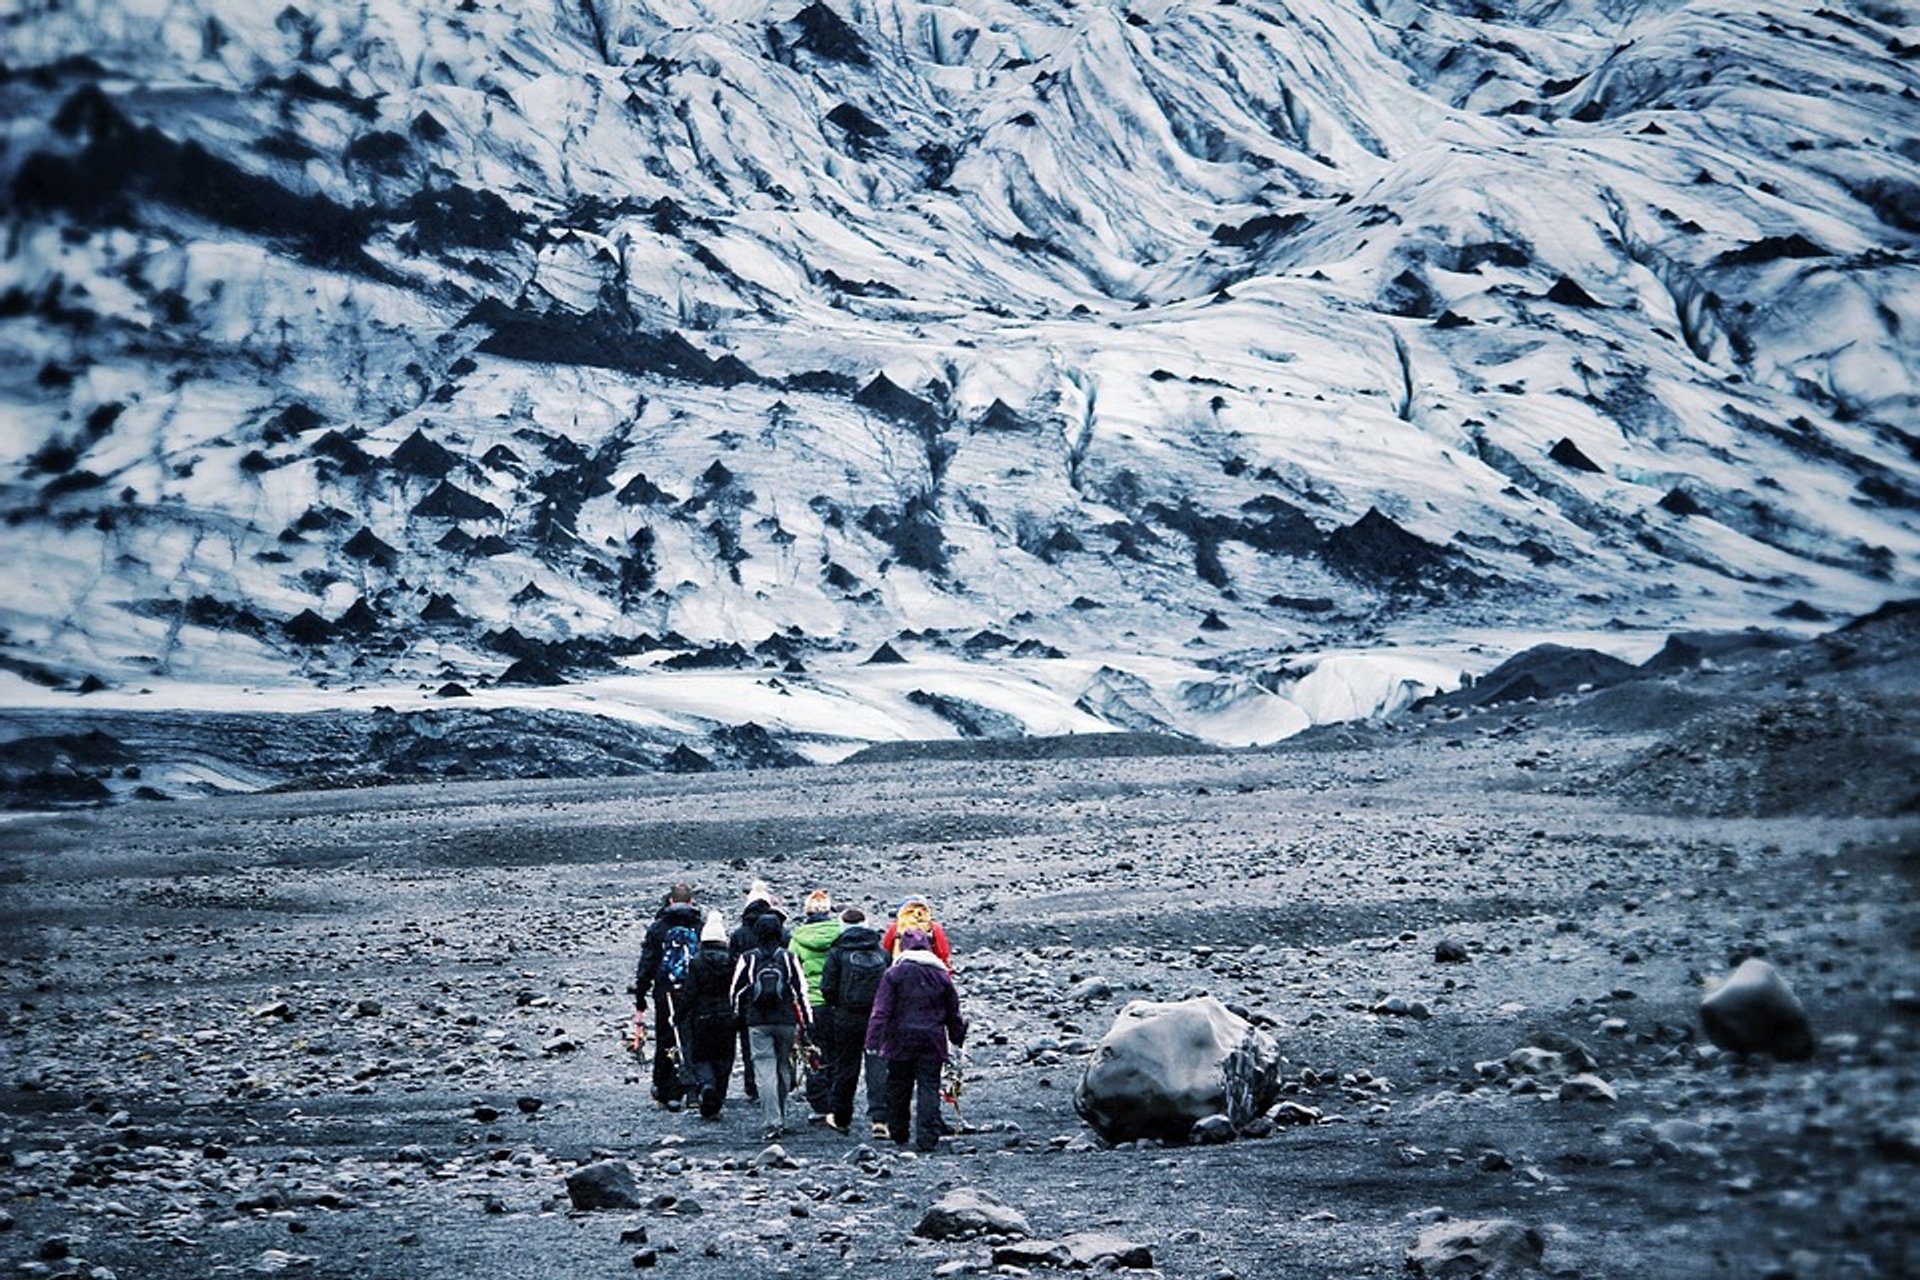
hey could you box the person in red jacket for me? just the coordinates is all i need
[880,894,951,966]
[865,928,965,1153]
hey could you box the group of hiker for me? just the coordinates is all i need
[633,880,965,1152]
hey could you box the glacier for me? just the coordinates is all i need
[0,0,1916,780]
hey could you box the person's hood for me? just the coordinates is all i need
[657,902,703,929]
[896,948,948,969]
[790,918,842,955]
[740,899,785,926]
[829,924,884,950]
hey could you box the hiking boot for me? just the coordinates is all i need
[871,1122,890,1140]
[761,1125,782,1142]
[824,1116,847,1134]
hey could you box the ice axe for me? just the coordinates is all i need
[940,1047,967,1128]
[628,1008,646,1056]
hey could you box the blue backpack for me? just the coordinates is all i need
[658,925,699,991]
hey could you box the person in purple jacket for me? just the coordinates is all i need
[865,928,966,1153]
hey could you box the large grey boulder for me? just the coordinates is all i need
[1405,1219,1545,1277]
[1700,958,1815,1060]
[1074,995,1281,1143]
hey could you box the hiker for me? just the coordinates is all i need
[789,888,843,1120]
[819,905,889,1134]
[635,883,704,1111]
[731,910,813,1141]
[866,928,966,1153]
[881,893,951,966]
[682,909,737,1119]
[728,880,787,1103]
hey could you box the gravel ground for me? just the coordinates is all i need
[1,625,1917,1280]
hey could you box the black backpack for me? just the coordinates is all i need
[838,945,888,1008]
[657,925,699,991]
[749,950,792,1013]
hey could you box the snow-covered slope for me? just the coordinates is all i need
[1,0,1915,762]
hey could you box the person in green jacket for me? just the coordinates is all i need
[789,888,843,1119]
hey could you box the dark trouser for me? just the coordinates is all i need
[804,1004,833,1114]
[650,984,688,1104]
[685,1012,735,1117]
[828,1006,871,1126]
[866,1052,888,1121]
[884,1055,944,1153]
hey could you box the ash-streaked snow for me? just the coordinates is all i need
[1,0,1915,771]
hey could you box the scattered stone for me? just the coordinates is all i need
[1873,1117,1920,1162]
[1405,1218,1545,1277]
[1505,1047,1578,1082]
[993,1233,1153,1270]
[566,1160,643,1211]
[1700,959,1816,1060]
[1271,1102,1322,1126]
[1190,1114,1236,1144]
[914,1187,1032,1241]
[1372,995,1432,1019]
[994,1239,1074,1269]
[1067,978,1114,1004]
[1075,995,1282,1143]
[1433,939,1471,964]
[1558,1074,1617,1104]
[751,1144,797,1170]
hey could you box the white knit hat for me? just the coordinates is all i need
[701,909,728,944]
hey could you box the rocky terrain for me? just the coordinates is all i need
[1,605,1915,1279]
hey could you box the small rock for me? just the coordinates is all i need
[1405,1218,1545,1277]
[1558,1074,1617,1104]
[751,1144,797,1170]
[1433,939,1470,964]
[1700,959,1815,1061]
[1372,996,1431,1019]
[914,1187,1031,1241]
[1190,1114,1236,1144]
[1873,1117,1920,1162]
[1271,1102,1322,1126]
[1067,978,1114,1004]
[566,1160,643,1211]
[516,1096,544,1114]
[1505,1048,1572,1082]
[993,1239,1073,1269]
[992,1233,1154,1270]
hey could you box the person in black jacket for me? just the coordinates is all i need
[681,910,737,1119]
[819,906,889,1134]
[727,880,786,1102]
[635,883,703,1110]
[730,911,812,1141]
